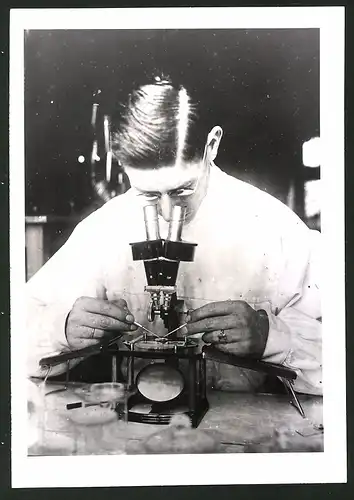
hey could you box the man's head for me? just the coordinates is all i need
[111,76,223,222]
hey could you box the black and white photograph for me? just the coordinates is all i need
[10,6,345,488]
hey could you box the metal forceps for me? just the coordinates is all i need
[162,322,188,339]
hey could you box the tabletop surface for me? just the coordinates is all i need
[27,379,324,456]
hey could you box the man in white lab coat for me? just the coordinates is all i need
[26,76,321,395]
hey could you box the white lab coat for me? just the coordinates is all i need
[26,164,322,394]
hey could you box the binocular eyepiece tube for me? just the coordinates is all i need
[143,204,186,242]
[167,205,186,242]
[143,204,161,241]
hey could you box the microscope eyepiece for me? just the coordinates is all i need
[143,204,161,241]
[167,205,186,242]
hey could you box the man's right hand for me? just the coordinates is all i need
[65,297,137,350]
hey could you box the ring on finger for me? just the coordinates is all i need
[217,329,227,343]
[90,327,96,339]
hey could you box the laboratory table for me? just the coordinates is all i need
[27,378,323,456]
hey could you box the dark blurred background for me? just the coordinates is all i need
[24,29,320,278]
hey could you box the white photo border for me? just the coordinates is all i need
[10,6,346,488]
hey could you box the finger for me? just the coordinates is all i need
[187,301,247,323]
[186,315,245,335]
[95,287,128,310]
[69,338,99,350]
[67,325,126,349]
[81,312,138,332]
[201,329,248,344]
[75,325,128,342]
[96,284,108,300]
[78,297,134,323]
[73,325,106,340]
[112,298,128,310]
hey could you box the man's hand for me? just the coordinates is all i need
[185,300,269,359]
[65,297,137,350]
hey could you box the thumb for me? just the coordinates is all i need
[112,298,129,311]
[96,284,108,300]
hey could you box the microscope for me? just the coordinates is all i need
[130,203,195,331]
[39,203,305,426]
[122,202,210,426]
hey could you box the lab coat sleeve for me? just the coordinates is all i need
[261,227,322,395]
[26,211,106,378]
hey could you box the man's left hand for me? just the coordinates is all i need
[185,300,269,359]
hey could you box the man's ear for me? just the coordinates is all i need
[206,126,223,161]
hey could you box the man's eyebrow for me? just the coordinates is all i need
[169,181,195,192]
[137,189,160,195]
[138,181,195,195]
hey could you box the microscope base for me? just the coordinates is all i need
[111,343,209,428]
[126,391,209,428]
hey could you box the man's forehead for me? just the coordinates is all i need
[125,163,200,192]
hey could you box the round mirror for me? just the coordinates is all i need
[136,364,184,402]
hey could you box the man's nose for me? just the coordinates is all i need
[158,194,173,222]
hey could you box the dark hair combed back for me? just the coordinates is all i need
[111,76,205,169]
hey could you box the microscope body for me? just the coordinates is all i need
[121,203,210,427]
[130,204,197,333]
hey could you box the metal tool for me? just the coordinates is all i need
[66,401,107,410]
[162,322,188,339]
[39,325,155,368]
[124,333,145,346]
[281,377,306,418]
[44,361,71,396]
[132,321,159,338]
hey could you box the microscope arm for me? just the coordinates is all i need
[39,335,122,368]
[202,345,296,380]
